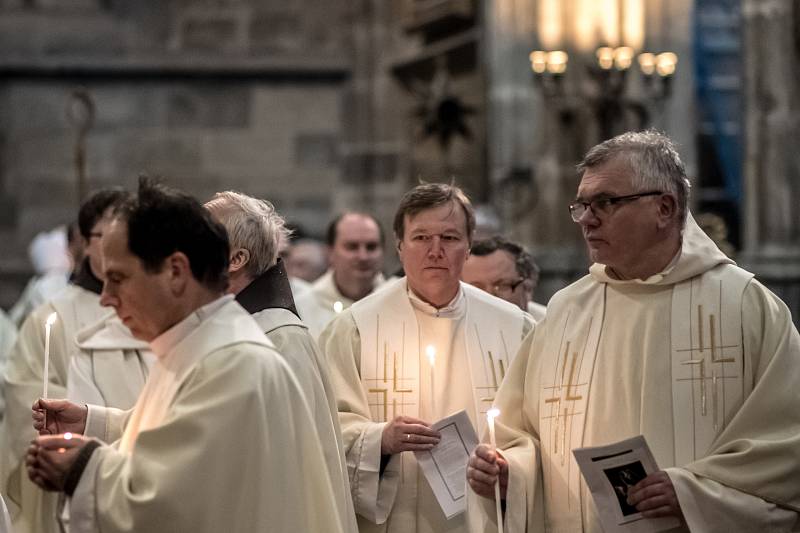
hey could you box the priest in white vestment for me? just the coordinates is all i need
[0,188,129,533]
[296,212,385,339]
[320,184,533,533]
[26,178,344,533]
[466,131,800,533]
[206,190,357,533]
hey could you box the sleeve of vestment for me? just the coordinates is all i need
[84,405,130,444]
[466,323,545,533]
[69,344,344,533]
[319,310,400,525]
[667,468,799,532]
[673,280,800,526]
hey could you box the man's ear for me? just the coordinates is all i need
[229,248,251,274]
[656,194,678,229]
[166,252,192,295]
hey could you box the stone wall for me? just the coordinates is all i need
[0,1,354,308]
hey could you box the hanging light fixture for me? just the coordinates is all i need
[528,0,677,138]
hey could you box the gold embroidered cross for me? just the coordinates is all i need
[368,350,414,422]
[543,342,584,460]
[478,350,507,403]
[678,305,738,430]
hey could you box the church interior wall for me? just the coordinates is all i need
[0,0,797,323]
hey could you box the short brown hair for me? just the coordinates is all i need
[393,183,476,243]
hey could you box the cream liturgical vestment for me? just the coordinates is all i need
[296,270,384,340]
[526,301,547,323]
[68,296,345,533]
[0,309,19,421]
[0,261,106,533]
[236,261,358,533]
[69,313,154,408]
[466,215,800,533]
[320,278,533,533]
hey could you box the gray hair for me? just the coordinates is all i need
[205,191,290,278]
[577,130,691,224]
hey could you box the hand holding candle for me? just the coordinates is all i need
[487,408,504,533]
[425,345,436,418]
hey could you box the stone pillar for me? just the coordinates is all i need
[741,0,800,322]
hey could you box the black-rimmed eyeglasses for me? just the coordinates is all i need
[568,191,663,222]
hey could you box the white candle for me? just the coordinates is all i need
[487,408,503,533]
[425,345,436,418]
[42,312,57,399]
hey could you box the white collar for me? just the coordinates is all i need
[149,295,233,359]
[406,282,465,319]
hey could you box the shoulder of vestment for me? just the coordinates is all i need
[461,282,527,318]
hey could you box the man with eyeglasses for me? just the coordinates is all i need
[461,236,546,321]
[466,131,800,532]
[320,183,533,533]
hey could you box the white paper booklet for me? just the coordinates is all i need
[414,409,479,519]
[572,435,681,533]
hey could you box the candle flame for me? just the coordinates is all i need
[64,432,73,440]
[45,312,57,327]
[487,408,500,422]
[332,301,344,313]
[425,345,436,366]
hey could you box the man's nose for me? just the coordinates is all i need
[577,206,600,227]
[355,246,370,260]
[99,286,117,308]
[427,236,444,256]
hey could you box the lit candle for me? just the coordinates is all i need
[42,312,57,399]
[425,345,436,418]
[487,408,503,533]
[58,432,73,454]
